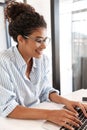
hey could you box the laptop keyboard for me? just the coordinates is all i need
[60,108,87,130]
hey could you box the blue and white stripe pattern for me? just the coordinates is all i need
[0,46,59,117]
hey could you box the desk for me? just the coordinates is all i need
[0,89,87,130]
[64,88,87,101]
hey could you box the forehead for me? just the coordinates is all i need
[31,28,47,37]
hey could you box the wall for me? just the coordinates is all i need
[59,0,73,95]
[0,6,7,51]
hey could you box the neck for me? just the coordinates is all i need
[17,44,31,63]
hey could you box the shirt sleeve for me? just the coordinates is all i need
[0,62,18,117]
[39,55,59,102]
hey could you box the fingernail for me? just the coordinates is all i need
[80,122,82,126]
[77,124,80,127]
[76,113,79,117]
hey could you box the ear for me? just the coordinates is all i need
[17,35,24,44]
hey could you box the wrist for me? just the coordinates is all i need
[45,110,53,121]
[62,98,70,105]
[62,99,72,108]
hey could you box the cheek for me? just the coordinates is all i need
[25,43,37,54]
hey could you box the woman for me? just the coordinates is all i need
[0,1,87,130]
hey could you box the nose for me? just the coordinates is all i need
[40,43,46,49]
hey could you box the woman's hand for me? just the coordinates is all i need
[47,109,82,130]
[64,100,87,117]
[49,92,87,129]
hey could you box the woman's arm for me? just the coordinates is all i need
[8,104,81,130]
[8,105,49,120]
[49,92,69,105]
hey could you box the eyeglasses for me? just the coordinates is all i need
[23,35,51,46]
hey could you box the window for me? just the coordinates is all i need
[0,1,8,51]
[72,0,87,90]
[59,0,87,95]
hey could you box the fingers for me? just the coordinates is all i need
[81,103,87,117]
[64,109,78,118]
[60,121,74,130]
[63,122,75,130]
[75,102,87,117]
[83,103,87,113]
[68,101,87,117]
[65,115,81,125]
[60,119,79,130]
[61,121,74,130]
[63,123,74,130]
[68,106,79,115]
[57,109,82,129]
[49,109,82,130]
[59,101,87,129]
[62,110,82,129]
[64,116,81,126]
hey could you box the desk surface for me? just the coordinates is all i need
[64,88,87,101]
[0,89,87,130]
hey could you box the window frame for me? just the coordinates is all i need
[50,0,60,91]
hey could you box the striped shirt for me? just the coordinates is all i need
[0,46,59,117]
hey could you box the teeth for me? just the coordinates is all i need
[35,48,43,54]
[37,50,43,55]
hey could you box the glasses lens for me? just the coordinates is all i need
[45,37,50,45]
[35,37,50,45]
[23,35,50,46]
[35,39,43,44]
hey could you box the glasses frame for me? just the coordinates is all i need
[23,35,51,46]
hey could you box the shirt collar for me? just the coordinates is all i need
[13,46,26,71]
[13,46,37,71]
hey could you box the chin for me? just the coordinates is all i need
[35,54,42,58]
